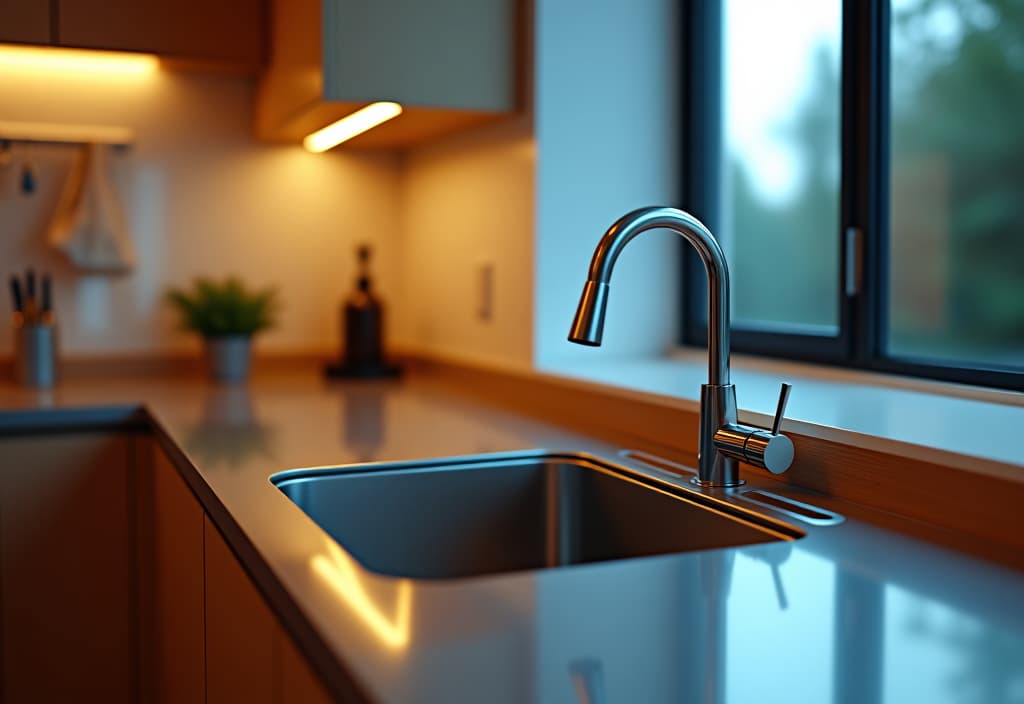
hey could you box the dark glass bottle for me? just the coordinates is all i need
[326,245,400,378]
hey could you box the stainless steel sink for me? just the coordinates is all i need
[272,452,801,580]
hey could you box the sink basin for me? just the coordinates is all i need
[272,452,801,580]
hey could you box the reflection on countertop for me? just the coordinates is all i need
[1,369,1022,704]
[185,384,275,470]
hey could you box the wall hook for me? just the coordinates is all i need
[20,161,36,195]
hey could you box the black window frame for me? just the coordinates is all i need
[680,0,1023,392]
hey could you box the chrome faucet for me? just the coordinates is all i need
[568,206,794,487]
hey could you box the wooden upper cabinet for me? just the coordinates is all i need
[57,0,266,70]
[256,0,517,149]
[0,0,51,44]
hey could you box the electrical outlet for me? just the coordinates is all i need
[476,261,494,322]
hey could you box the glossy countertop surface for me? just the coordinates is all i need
[2,370,1023,704]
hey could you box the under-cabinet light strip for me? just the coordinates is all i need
[303,102,403,153]
[0,44,158,77]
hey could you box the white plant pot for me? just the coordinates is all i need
[204,335,252,383]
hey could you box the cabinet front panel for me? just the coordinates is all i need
[204,515,277,704]
[0,431,137,703]
[0,0,51,44]
[58,0,265,67]
[138,448,207,703]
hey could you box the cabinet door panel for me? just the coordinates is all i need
[57,0,265,67]
[280,629,335,704]
[0,0,50,44]
[204,516,334,704]
[205,515,277,704]
[138,447,206,703]
[0,431,137,703]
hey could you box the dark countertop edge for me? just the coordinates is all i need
[0,404,149,435]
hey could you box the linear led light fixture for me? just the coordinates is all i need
[0,44,158,77]
[303,102,403,153]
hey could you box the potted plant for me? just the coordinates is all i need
[166,277,278,383]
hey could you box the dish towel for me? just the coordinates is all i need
[47,143,134,274]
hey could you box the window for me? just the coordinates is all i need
[681,0,1023,390]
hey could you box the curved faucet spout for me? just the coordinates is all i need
[568,207,731,386]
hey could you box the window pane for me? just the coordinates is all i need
[890,0,1024,368]
[721,0,842,332]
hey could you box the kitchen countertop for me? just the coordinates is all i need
[1,370,1023,703]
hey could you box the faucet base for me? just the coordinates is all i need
[697,384,743,486]
[690,476,746,489]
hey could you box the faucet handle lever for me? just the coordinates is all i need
[771,383,792,436]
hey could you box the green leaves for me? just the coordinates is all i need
[166,277,278,338]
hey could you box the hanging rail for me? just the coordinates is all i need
[0,120,134,148]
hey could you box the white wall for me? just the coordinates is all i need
[391,0,680,372]
[395,116,535,371]
[0,67,400,357]
[534,0,681,368]
[1,0,680,373]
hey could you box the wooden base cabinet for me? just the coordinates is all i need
[0,429,331,703]
[147,445,333,704]
[140,447,207,703]
[205,515,332,704]
[0,431,141,703]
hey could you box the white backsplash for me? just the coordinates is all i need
[0,69,400,357]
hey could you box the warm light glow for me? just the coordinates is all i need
[303,102,403,153]
[0,44,159,77]
[311,542,412,650]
